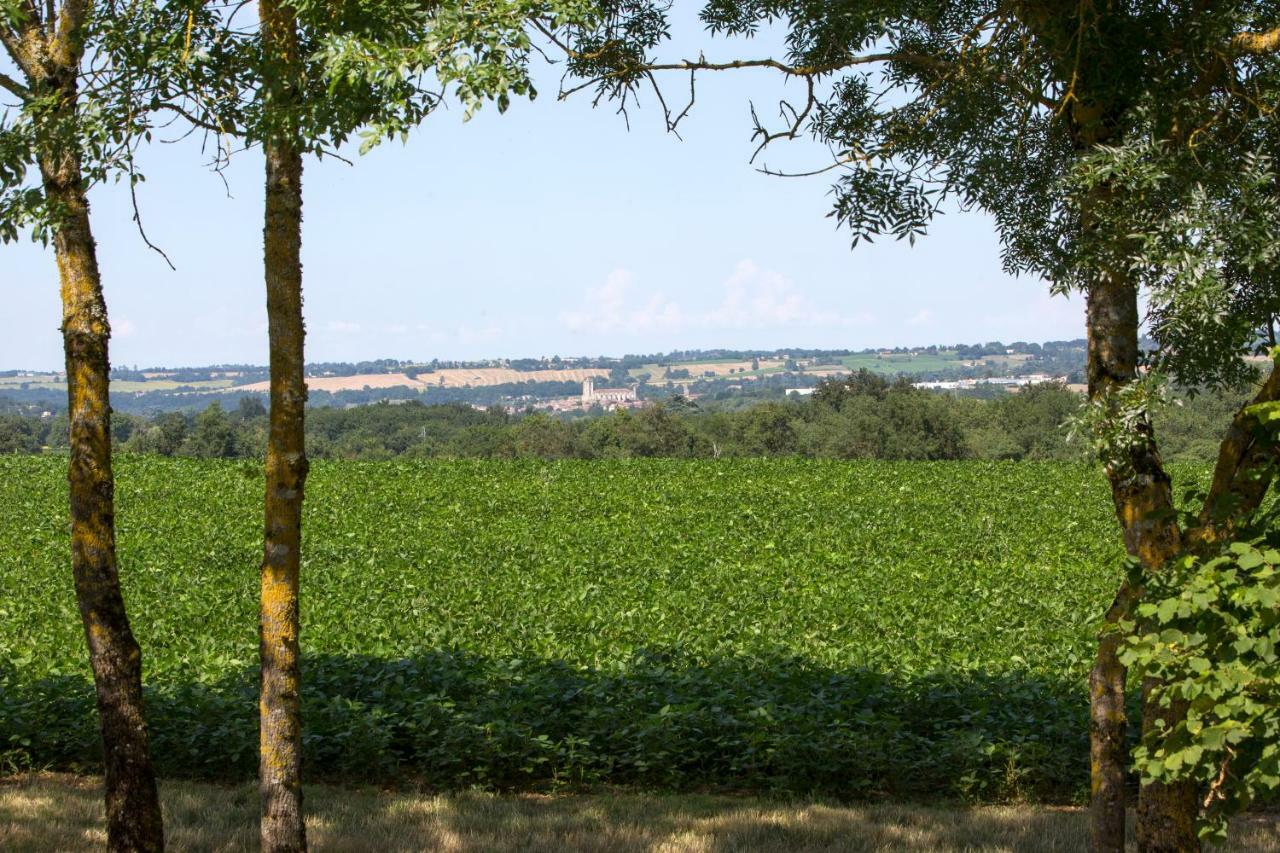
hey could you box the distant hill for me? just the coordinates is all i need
[0,340,1088,413]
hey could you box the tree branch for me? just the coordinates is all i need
[154,101,242,137]
[0,69,30,100]
[1231,27,1280,56]
[0,25,37,78]
[50,0,88,68]
[757,153,859,179]
[1185,362,1280,550]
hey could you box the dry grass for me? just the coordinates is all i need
[233,373,422,393]
[3,775,1277,852]
[419,367,610,389]
[651,359,786,381]
[233,368,611,393]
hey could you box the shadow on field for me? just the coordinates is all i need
[2,650,1088,801]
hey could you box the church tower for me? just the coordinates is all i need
[582,377,594,404]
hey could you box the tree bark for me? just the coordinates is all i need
[259,137,308,851]
[1089,582,1133,853]
[41,130,165,852]
[1085,272,1192,853]
[1186,365,1280,551]
[258,1,307,849]
[1088,284,1280,853]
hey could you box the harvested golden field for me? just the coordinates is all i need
[640,359,786,381]
[417,367,610,388]
[235,373,423,393]
[232,367,610,393]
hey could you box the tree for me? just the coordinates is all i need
[562,3,1280,849]
[175,1,605,846]
[734,401,797,455]
[0,1,221,847]
[185,402,238,458]
[238,395,268,421]
[154,412,190,457]
[251,4,311,846]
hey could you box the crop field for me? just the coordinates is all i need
[0,377,236,393]
[232,367,611,393]
[839,352,964,374]
[110,379,237,392]
[630,359,788,382]
[0,457,1166,801]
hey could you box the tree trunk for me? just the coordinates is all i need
[41,143,165,852]
[1084,273,1197,853]
[258,2,308,848]
[1089,582,1133,853]
[259,132,308,852]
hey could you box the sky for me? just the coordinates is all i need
[1,12,1083,371]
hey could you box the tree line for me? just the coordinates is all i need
[0,373,1254,464]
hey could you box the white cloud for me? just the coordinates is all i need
[906,309,933,327]
[114,318,137,338]
[560,268,686,335]
[708,260,873,329]
[561,261,871,336]
[325,320,363,334]
[708,260,807,327]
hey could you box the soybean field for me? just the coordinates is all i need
[0,456,1161,801]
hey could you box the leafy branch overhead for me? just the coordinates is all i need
[556,3,1280,381]
[0,0,233,244]
[0,0,608,245]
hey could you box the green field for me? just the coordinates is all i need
[839,352,966,374]
[108,379,236,392]
[1,457,1153,799]
[835,351,1044,376]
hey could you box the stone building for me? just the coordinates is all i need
[582,377,637,406]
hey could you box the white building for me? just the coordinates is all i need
[912,374,1063,391]
[582,377,637,406]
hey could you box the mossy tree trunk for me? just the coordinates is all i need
[1056,58,1198,842]
[43,147,166,853]
[1084,271,1197,853]
[15,15,167,853]
[258,0,308,849]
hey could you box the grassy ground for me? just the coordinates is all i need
[3,775,1277,852]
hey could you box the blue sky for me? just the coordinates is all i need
[2,13,1082,371]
